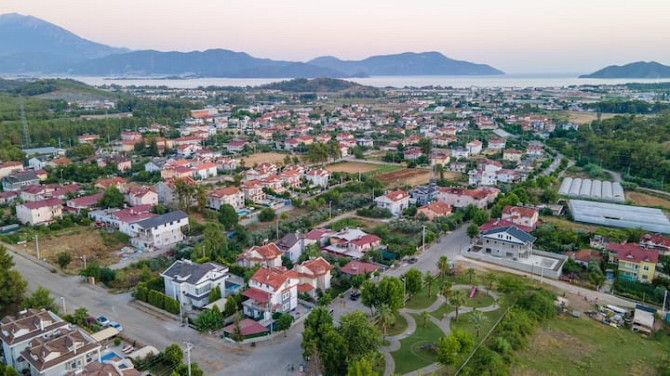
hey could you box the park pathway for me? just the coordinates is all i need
[381,285,499,376]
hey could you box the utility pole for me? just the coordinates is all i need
[80,255,87,269]
[35,235,40,260]
[60,297,66,314]
[184,342,193,376]
[329,201,332,219]
[276,219,279,239]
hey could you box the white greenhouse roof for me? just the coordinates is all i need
[569,199,670,234]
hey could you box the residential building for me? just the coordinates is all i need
[640,233,670,254]
[124,186,158,207]
[241,180,266,203]
[478,226,536,260]
[375,189,409,217]
[304,169,330,188]
[487,139,506,150]
[16,198,64,225]
[193,162,217,179]
[324,228,382,258]
[237,244,283,268]
[410,183,439,206]
[225,141,247,153]
[430,152,450,167]
[0,161,24,179]
[20,327,101,376]
[94,178,127,192]
[276,232,317,263]
[207,187,244,210]
[438,187,491,209]
[129,211,189,249]
[466,140,483,155]
[417,201,452,221]
[607,243,658,283]
[154,177,196,207]
[340,260,381,277]
[503,149,523,162]
[2,171,40,191]
[66,193,104,214]
[242,267,299,320]
[403,147,422,161]
[0,309,69,371]
[501,205,539,231]
[161,260,230,308]
[294,257,333,297]
[566,249,603,267]
[451,147,470,159]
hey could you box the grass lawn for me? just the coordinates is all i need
[450,309,501,341]
[431,303,455,320]
[391,314,443,375]
[405,289,439,310]
[466,292,495,309]
[386,313,409,337]
[513,316,670,376]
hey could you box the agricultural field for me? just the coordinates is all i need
[376,168,433,187]
[240,152,287,166]
[627,191,670,211]
[539,216,601,232]
[513,315,669,376]
[565,111,618,124]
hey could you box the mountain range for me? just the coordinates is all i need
[580,61,670,79]
[0,13,503,78]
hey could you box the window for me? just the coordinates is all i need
[643,265,649,271]
[283,292,289,300]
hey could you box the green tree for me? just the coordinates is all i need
[23,287,57,312]
[441,282,453,302]
[0,364,19,376]
[346,357,377,376]
[175,178,195,211]
[418,137,432,156]
[275,312,294,337]
[339,311,381,358]
[56,252,72,270]
[73,307,89,326]
[195,185,207,213]
[403,268,423,298]
[465,268,476,285]
[230,313,244,346]
[202,222,228,261]
[437,335,461,365]
[472,210,490,226]
[224,297,238,317]
[470,310,486,337]
[163,344,183,366]
[424,271,436,298]
[420,311,432,328]
[208,286,221,303]
[66,143,96,159]
[449,289,466,320]
[258,208,276,222]
[306,143,330,163]
[218,204,239,230]
[467,222,480,240]
[374,304,395,342]
[97,185,124,209]
[437,256,450,280]
[589,271,605,290]
[0,247,27,316]
[483,272,497,290]
[301,307,335,358]
[376,276,404,312]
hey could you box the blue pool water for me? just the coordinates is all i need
[237,210,250,216]
[101,352,121,362]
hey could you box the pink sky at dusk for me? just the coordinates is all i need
[1,0,668,73]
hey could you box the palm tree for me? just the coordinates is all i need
[484,272,497,290]
[420,311,431,328]
[466,268,476,285]
[440,282,453,302]
[470,309,485,337]
[437,256,450,280]
[375,304,395,342]
[424,271,436,298]
[449,290,466,321]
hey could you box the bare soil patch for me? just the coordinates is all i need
[241,152,287,166]
[376,168,432,187]
[326,161,380,174]
[627,191,670,209]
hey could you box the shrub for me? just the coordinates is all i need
[148,290,165,309]
[164,296,180,315]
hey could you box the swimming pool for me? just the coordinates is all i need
[237,209,250,216]
[101,351,122,363]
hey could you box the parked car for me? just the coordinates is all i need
[407,257,418,264]
[95,316,110,327]
[109,321,123,332]
[350,291,360,301]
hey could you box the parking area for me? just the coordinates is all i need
[330,289,369,324]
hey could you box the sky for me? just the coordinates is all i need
[1,0,669,73]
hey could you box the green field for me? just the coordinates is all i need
[386,312,409,337]
[513,316,669,376]
[391,314,443,374]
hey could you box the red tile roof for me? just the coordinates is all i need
[568,249,603,263]
[242,287,270,303]
[223,318,268,336]
[21,198,63,210]
[607,243,659,264]
[418,201,452,216]
[479,218,531,233]
[340,260,381,276]
[249,267,298,291]
[383,190,409,202]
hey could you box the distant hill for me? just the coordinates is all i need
[72,49,346,78]
[0,13,504,78]
[0,78,115,101]
[580,61,670,79]
[308,52,504,76]
[260,78,371,92]
[0,13,128,73]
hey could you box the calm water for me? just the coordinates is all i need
[69,74,670,89]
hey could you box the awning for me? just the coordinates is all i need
[91,327,119,342]
[242,288,270,303]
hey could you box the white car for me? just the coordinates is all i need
[109,321,123,332]
[95,316,110,327]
